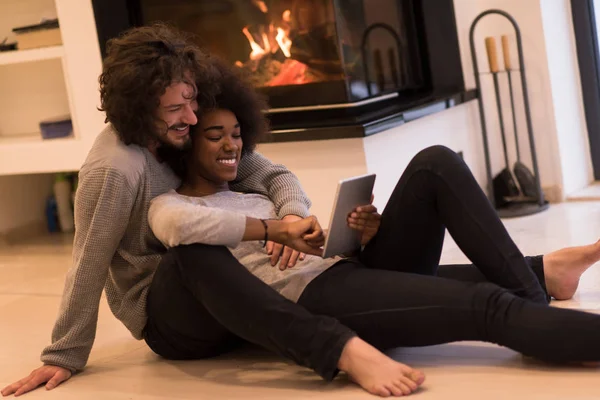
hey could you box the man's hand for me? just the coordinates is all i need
[267,215,325,260]
[266,215,306,270]
[1,365,72,397]
[283,216,325,256]
[347,195,381,246]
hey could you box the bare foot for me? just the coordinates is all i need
[544,239,600,300]
[337,337,425,397]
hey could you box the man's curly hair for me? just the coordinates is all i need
[164,58,270,180]
[98,23,221,146]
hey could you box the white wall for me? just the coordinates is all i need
[257,138,368,224]
[258,102,482,222]
[540,0,594,195]
[363,102,483,212]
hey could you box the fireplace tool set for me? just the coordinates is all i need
[469,9,549,218]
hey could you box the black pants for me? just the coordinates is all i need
[145,145,600,381]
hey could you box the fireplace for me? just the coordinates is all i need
[92,0,466,137]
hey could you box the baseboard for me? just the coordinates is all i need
[0,220,47,245]
[565,182,600,202]
[542,184,563,203]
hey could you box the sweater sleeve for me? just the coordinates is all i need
[148,193,247,248]
[232,151,312,219]
[40,168,136,372]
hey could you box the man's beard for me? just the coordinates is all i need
[156,134,192,178]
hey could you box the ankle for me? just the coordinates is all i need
[337,336,360,371]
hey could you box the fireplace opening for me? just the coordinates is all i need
[133,0,429,109]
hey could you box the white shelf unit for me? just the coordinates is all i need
[0,0,106,176]
[0,45,63,66]
[0,134,80,175]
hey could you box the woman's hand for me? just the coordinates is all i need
[1,365,72,397]
[266,215,306,270]
[347,199,381,246]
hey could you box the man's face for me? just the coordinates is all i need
[155,80,199,150]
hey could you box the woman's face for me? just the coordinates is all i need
[189,108,242,184]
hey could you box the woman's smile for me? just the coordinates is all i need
[217,157,237,167]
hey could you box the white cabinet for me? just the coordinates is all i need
[0,0,106,176]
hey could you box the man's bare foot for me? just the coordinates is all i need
[544,240,600,300]
[337,337,425,397]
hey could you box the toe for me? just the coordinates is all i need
[395,380,413,395]
[374,385,392,397]
[386,383,404,397]
[410,370,425,385]
[400,376,418,392]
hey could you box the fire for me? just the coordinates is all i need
[236,9,313,87]
[282,10,291,22]
[242,27,266,61]
[275,27,291,58]
[240,10,292,61]
[252,0,268,13]
[261,33,271,53]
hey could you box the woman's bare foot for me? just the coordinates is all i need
[337,337,425,397]
[544,239,600,300]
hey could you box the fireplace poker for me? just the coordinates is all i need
[485,36,520,204]
[501,34,537,198]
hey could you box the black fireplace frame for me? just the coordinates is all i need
[91,0,467,138]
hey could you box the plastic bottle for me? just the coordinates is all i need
[54,173,74,233]
[45,196,58,233]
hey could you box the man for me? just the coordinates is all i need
[2,24,424,398]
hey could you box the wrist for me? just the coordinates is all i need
[281,214,302,222]
[279,203,310,219]
[266,219,288,243]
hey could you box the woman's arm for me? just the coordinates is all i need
[232,152,311,219]
[149,194,247,248]
[148,193,324,255]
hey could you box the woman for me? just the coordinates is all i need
[147,90,600,398]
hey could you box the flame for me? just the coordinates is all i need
[242,27,266,61]
[261,33,271,52]
[241,10,293,61]
[275,27,291,58]
[252,0,268,13]
[282,9,291,22]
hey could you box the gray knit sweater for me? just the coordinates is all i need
[149,190,339,302]
[40,125,312,372]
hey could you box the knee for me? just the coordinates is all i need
[411,145,462,169]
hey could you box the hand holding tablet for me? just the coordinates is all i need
[321,174,377,258]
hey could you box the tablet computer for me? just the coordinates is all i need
[322,173,376,258]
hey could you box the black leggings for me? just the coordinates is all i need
[145,145,600,381]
